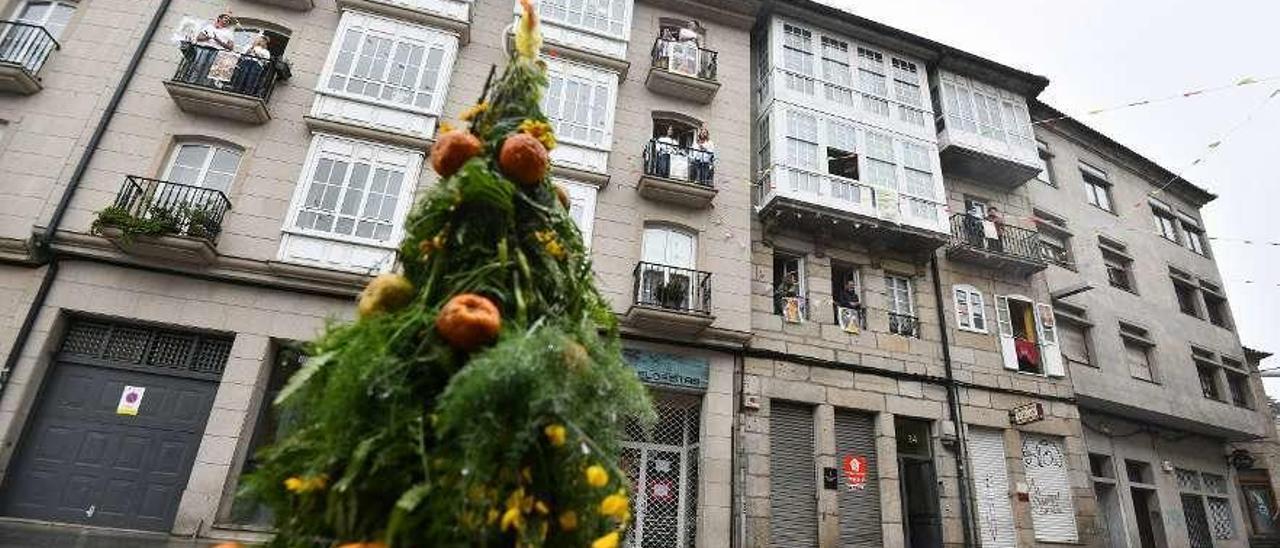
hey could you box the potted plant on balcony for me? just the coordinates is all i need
[657,275,690,310]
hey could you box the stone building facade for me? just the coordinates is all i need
[0,0,755,545]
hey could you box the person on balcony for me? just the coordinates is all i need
[189,13,237,86]
[984,206,1005,253]
[232,34,272,97]
[691,125,714,185]
[655,126,680,179]
[835,278,863,333]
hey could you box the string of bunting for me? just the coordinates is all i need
[1031,75,1279,125]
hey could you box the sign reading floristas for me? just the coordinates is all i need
[623,349,709,392]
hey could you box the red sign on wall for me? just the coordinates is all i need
[842,455,868,491]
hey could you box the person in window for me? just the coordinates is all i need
[775,270,799,313]
[835,278,863,331]
[189,13,237,86]
[963,202,986,247]
[691,125,714,185]
[232,34,272,97]
[984,206,1004,252]
[655,126,679,179]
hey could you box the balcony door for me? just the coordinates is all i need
[1,0,74,71]
[164,142,241,196]
[640,227,696,311]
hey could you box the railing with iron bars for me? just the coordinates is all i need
[888,312,920,338]
[633,261,712,315]
[651,37,717,81]
[0,21,60,74]
[642,138,715,187]
[948,213,1045,264]
[112,176,232,241]
[174,43,280,101]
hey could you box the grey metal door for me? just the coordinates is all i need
[1,320,229,531]
[835,410,880,547]
[769,401,817,548]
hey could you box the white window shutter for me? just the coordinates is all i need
[995,296,1018,371]
[954,288,970,329]
[1037,303,1065,377]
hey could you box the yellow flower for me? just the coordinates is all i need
[599,493,629,519]
[460,102,489,121]
[592,531,620,548]
[500,507,523,532]
[521,466,533,484]
[283,477,304,492]
[534,230,567,260]
[534,500,550,515]
[543,423,567,447]
[486,508,500,525]
[518,119,558,151]
[558,510,579,532]
[585,465,609,488]
[284,474,328,494]
[439,121,455,134]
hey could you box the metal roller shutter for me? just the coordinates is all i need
[769,401,817,548]
[1021,434,1079,543]
[835,410,881,547]
[967,427,1016,548]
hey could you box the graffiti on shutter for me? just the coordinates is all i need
[969,428,1016,548]
[835,410,880,547]
[1021,434,1078,543]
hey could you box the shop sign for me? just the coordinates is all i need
[842,454,868,491]
[1009,402,1045,425]
[623,349,709,391]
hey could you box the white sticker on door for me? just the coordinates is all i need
[117,385,145,416]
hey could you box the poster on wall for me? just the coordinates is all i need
[842,454,868,491]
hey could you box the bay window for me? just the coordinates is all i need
[781,24,814,95]
[542,58,617,150]
[323,12,455,113]
[540,0,629,37]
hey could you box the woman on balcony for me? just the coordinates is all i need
[691,125,714,185]
[231,34,272,97]
[188,13,237,86]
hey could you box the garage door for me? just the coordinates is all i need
[1,320,230,531]
[968,427,1016,548]
[835,410,880,547]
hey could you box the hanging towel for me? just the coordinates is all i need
[1015,338,1040,366]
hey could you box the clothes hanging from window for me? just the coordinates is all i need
[1015,338,1040,367]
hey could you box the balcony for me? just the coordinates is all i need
[934,72,1042,188]
[0,21,59,94]
[164,45,281,124]
[755,166,950,260]
[637,138,716,208]
[645,38,719,104]
[625,262,714,335]
[945,214,1047,275]
[92,176,231,265]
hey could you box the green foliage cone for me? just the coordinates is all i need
[239,6,653,546]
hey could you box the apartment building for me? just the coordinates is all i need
[1029,102,1271,548]
[742,2,1099,547]
[0,0,757,544]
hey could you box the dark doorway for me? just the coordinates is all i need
[1131,486,1166,548]
[896,418,942,548]
[0,320,229,531]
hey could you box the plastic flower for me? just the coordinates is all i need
[592,531,620,548]
[534,500,550,515]
[486,508,500,525]
[599,493,628,519]
[438,121,455,134]
[514,0,542,59]
[518,118,557,151]
[283,477,304,492]
[558,510,579,532]
[460,102,489,121]
[284,474,329,494]
[543,423,567,446]
[585,465,609,488]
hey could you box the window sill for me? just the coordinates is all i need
[957,326,988,335]
[1089,203,1118,216]
[281,227,399,251]
[312,87,443,120]
[1130,376,1161,386]
[1109,283,1139,296]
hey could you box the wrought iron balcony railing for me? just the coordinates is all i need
[888,312,920,338]
[173,43,279,101]
[948,214,1045,264]
[0,20,59,74]
[633,261,712,315]
[642,138,714,187]
[650,37,717,81]
[110,176,232,241]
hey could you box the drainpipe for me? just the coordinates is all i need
[930,256,977,547]
[0,0,173,394]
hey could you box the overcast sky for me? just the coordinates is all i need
[815,0,1280,396]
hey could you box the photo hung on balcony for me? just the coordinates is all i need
[656,18,706,78]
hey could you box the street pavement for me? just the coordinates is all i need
[0,521,230,548]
